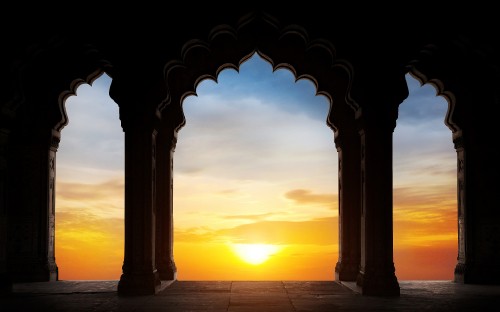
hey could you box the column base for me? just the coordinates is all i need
[8,259,58,282]
[356,270,400,296]
[454,263,467,283]
[158,259,177,281]
[118,271,162,296]
[0,273,12,294]
[455,262,500,284]
[335,261,359,281]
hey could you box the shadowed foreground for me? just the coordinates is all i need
[3,280,500,311]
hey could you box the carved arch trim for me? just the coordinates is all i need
[162,12,357,135]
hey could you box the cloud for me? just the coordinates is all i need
[393,186,456,210]
[394,245,457,280]
[394,74,455,189]
[284,189,337,209]
[56,178,124,219]
[222,212,283,221]
[56,210,123,236]
[393,185,456,244]
[217,188,239,195]
[59,73,124,174]
[393,185,457,248]
[57,179,123,200]
[55,209,124,280]
[398,74,449,124]
[175,55,337,184]
[393,121,454,163]
[175,217,338,246]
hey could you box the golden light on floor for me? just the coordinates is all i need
[231,243,281,265]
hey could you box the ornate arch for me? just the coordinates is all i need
[152,11,366,294]
[406,44,461,137]
[3,38,112,136]
[162,12,356,135]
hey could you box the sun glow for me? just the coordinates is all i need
[232,243,281,265]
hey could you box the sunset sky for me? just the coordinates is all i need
[55,53,457,281]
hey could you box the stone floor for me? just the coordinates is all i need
[2,280,500,311]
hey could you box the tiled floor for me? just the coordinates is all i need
[3,280,500,311]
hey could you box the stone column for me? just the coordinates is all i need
[454,131,467,282]
[155,122,177,280]
[355,113,400,296]
[453,128,500,283]
[117,121,161,295]
[334,126,361,281]
[0,128,11,292]
[408,39,500,285]
[6,129,59,282]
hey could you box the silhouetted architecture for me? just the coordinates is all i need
[1,6,499,297]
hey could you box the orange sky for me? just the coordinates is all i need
[55,54,457,281]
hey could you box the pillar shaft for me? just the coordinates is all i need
[118,124,161,295]
[155,124,177,280]
[0,129,12,292]
[454,133,467,282]
[334,128,361,281]
[6,129,59,282]
[453,129,500,283]
[356,122,399,296]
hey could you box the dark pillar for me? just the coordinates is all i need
[155,122,177,280]
[408,39,500,285]
[454,131,468,282]
[334,127,361,281]
[427,68,500,284]
[356,114,400,296]
[0,128,12,292]
[117,121,161,295]
[7,129,59,282]
[453,124,500,283]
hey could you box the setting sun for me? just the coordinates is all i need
[232,244,282,265]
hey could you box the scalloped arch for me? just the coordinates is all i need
[10,40,113,135]
[56,69,108,132]
[163,12,356,133]
[407,44,463,135]
[407,68,459,134]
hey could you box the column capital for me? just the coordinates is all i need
[350,67,409,134]
[355,105,400,134]
[118,106,161,134]
[109,72,168,133]
[333,125,359,151]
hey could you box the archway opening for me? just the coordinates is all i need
[55,73,124,280]
[393,73,457,280]
[51,58,458,282]
[173,53,339,280]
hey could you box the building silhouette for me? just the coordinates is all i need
[1,5,499,296]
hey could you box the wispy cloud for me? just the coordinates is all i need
[222,212,283,221]
[176,95,336,182]
[55,210,124,280]
[398,74,449,124]
[56,178,124,219]
[175,217,338,246]
[393,185,456,210]
[60,73,123,173]
[284,189,337,209]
